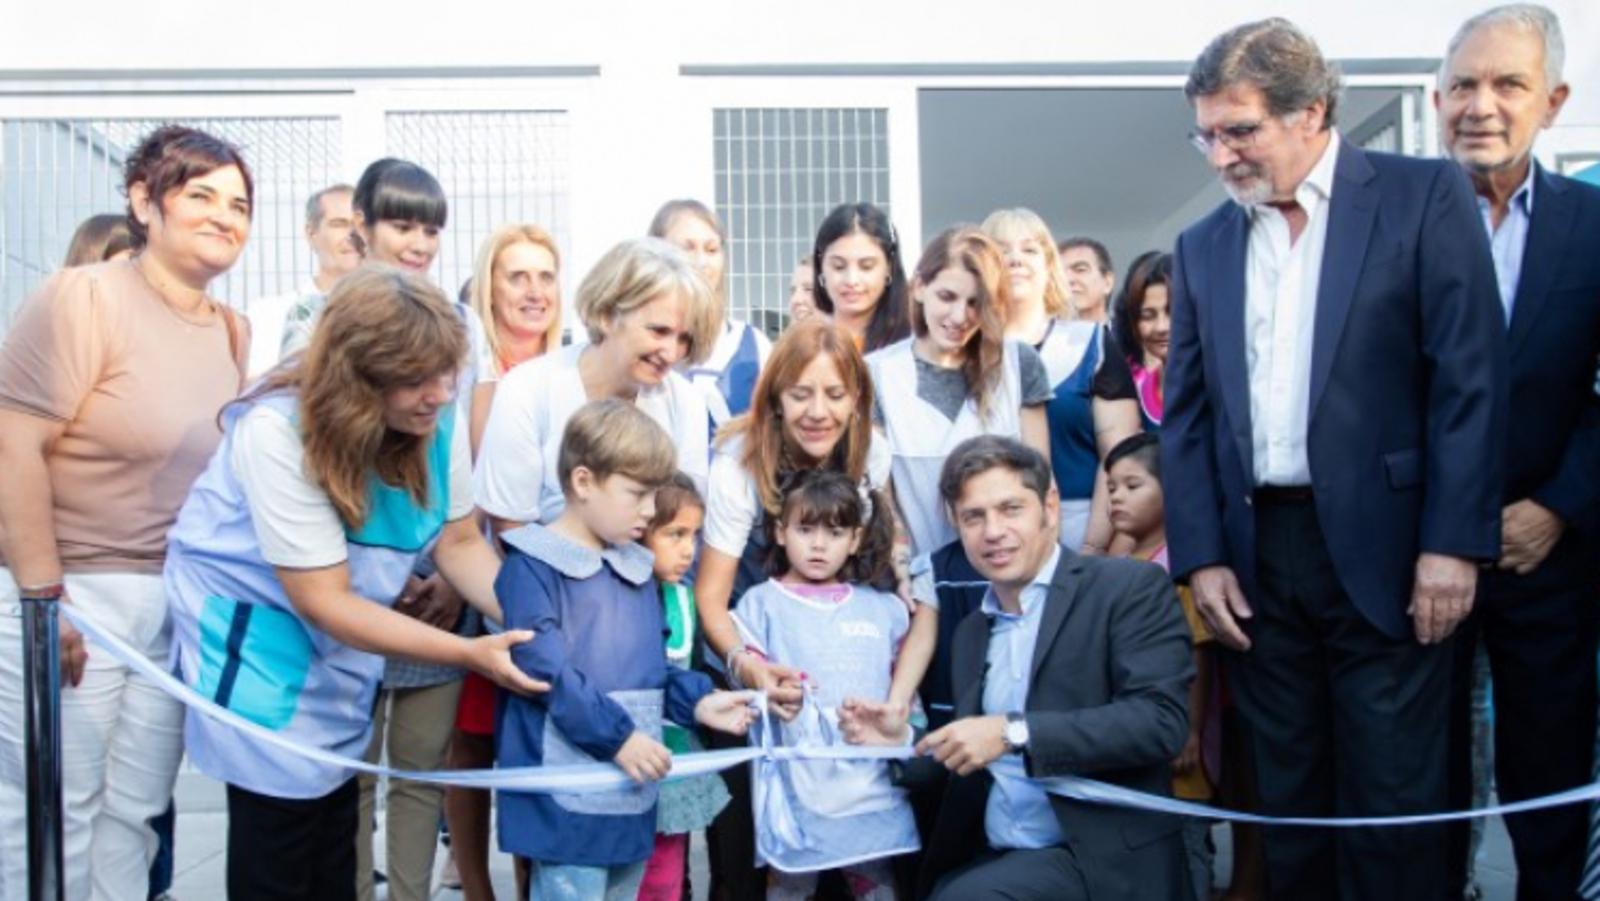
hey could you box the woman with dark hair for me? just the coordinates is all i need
[164,267,544,901]
[63,212,135,267]
[280,157,454,355]
[1113,251,1174,430]
[0,124,253,900]
[276,158,501,901]
[811,202,911,353]
[649,199,773,436]
[868,227,1054,556]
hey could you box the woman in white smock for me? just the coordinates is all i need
[867,227,1055,558]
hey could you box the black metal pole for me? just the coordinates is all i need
[20,582,64,901]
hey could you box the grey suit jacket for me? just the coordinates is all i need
[918,547,1196,901]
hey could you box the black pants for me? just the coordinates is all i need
[928,847,1088,901]
[705,669,767,901]
[226,777,358,901]
[1229,495,1452,901]
[1445,534,1600,901]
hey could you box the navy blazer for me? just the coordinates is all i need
[1161,140,1508,639]
[1499,163,1600,562]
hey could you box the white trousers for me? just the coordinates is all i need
[0,568,185,901]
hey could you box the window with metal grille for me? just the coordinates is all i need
[385,110,571,305]
[713,108,890,335]
[1,117,342,328]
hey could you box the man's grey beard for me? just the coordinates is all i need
[1221,162,1274,206]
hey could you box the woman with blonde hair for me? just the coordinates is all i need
[464,224,563,440]
[448,222,564,900]
[648,199,772,436]
[474,237,716,531]
[163,266,545,901]
[982,208,1141,553]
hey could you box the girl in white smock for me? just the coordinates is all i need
[866,227,1055,558]
[730,469,913,900]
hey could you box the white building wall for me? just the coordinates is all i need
[2,0,1596,325]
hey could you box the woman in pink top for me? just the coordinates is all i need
[0,125,253,901]
[1113,251,1174,431]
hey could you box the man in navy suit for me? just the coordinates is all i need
[1161,18,1506,900]
[1433,7,1600,900]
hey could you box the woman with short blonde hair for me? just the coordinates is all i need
[474,237,714,531]
[981,207,1142,553]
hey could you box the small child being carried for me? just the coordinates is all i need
[729,469,919,900]
[493,399,753,900]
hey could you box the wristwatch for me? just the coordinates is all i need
[1003,712,1030,754]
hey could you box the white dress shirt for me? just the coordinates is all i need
[1244,130,1341,487]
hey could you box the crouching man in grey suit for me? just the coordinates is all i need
[850,435,1195,900]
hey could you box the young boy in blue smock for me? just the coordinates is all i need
[493,399,754,899]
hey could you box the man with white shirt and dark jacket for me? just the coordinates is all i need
[1162,17,1506,901]
[886,436,1195,901]
[1431,7,1600,900]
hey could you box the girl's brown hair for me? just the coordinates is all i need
[244,265,466,528]
[718,318,874,517]
[646,471,705,534]
[910,227,1011,422]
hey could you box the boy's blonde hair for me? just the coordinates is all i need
[557,399,678,494]
[575,237,718,366]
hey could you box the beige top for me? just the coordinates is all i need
[0,259,248,574]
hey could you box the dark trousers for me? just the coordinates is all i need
[705,669,766,901]
[226,777,359,901]
[147,801,174,899]
[1445,535,1600,901]
[927,847,1088,901]
[1229,496,1452,901]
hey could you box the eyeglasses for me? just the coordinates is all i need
[1188,120,1265,156]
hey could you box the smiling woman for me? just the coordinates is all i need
[161,267,544,901]
[473,237,716,532]
[0,124,253,899]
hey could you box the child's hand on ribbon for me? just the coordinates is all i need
[614,731,672,783]
[837,698,910,745]
[696,690,758,736]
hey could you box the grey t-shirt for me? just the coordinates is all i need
[875,341,1054,423]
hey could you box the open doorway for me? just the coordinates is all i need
[917,85,1423,280]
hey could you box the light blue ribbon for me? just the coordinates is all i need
[60,604,1600,827]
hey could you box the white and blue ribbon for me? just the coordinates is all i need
[59,604,1600,827]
